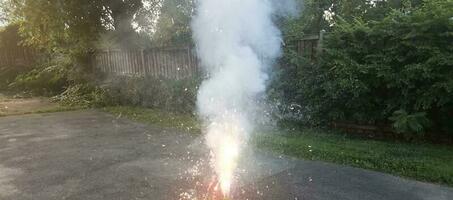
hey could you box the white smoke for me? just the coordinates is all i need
[192,0,297,196]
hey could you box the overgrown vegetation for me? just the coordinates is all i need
[275,0,453,139]
[0,0,197,109]
[0,65,28,91]
[0,25,31,91]
[100,76,200,114]
[52,83,111,108]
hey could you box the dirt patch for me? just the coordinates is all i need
[0,94,62,116]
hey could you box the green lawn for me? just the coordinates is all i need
[254,129,453,187]
[103,106,453,187]
[104,106,201,133]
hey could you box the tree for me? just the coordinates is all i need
[283,0,426,38]
[5,0,148,51]
[109,0,143,35]
[151,0,195,45]
[278,0,453,136]
[0,0,11,26]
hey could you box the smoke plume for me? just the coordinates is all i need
[192,0,297,196]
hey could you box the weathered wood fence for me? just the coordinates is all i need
[0,45,37,67]
[92,47,200,79]
[0,32,324,79]
[294,31,325,61]
[92,33,324,78]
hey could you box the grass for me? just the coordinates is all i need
[102,106,453,187]
[254,128,453,187]
[103,106,201,133]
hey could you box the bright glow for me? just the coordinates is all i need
[206,119,243,195]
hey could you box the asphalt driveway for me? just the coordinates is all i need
[0,110,452,200]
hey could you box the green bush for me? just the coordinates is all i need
[103,76,200,114]
[7,50,94,96]
[10,64,69,95]
[276,0,453,137]
[389,110,431,140]
[0,66,29,91]
[53,83,111,108]
[0,24,35,92]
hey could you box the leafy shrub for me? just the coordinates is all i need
[276,0,453,137]
[389,110,431,139]
[0,24,35,91]
[103,76,200,114]
[7,50,93,96]
[10,64,69,95]
[0,65,29,91]
[53,84,111,108]
[269,50,332,126]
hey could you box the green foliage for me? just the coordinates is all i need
[10,64,69,95]
[5,0,194,50]
[151,0,195,45]
[269,50,330,126]
[0,65,28,90]
[277,0,453,137]
[389,110,431,139]
[7,0,144,50]
[7,51,93,95]
[53,84,111,108]
[48,75,201,112]
[0,24,34,91]
[103,76,200,114]
[282,0,423,38]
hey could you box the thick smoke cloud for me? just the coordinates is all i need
[191,0,297,195]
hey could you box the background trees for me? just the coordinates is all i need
[151,0,195,45]
[6,0,144,50]
[277,0,453,138]
[2,0,199,49]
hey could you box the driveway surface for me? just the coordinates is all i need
[0,110,452,200]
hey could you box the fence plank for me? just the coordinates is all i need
[91,34,322,79]
[0,45,37,68]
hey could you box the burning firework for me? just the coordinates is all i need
[205,116,245,195]
[191,0,298,197]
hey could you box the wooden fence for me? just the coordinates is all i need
[0,45,37,67]
[295,31,325,61]
[92,33,324,79]
[0,32,324,78]
[92,47,200,79]
[331,121,394,139]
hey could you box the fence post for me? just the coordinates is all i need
[107,49,112,74]
[141,49,146,76]
[317,29,326,55]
